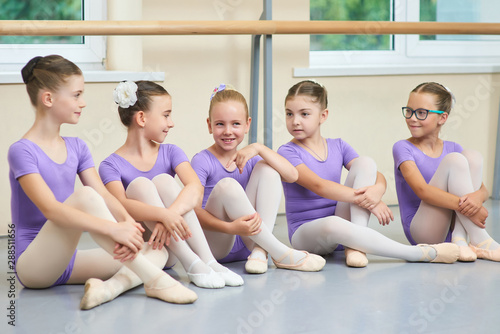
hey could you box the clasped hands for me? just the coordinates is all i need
[354,186,394,226]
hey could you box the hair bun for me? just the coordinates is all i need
[21,56,43,84]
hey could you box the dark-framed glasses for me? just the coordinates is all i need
[402,107,445,120]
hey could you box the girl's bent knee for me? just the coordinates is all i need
[69,186,105,210]
[461,149,483,171]
[252,162,280,182]
[74,186,99,198]
[443,152,467,165]
[213,178,243,198]
[152,173,175,186]
[442,152,470,173]
[128,176,153,188]
[126,177,155,195]
[351,156,377,172]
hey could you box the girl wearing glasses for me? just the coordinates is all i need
[393,81,500,262]
[278,80,459,267]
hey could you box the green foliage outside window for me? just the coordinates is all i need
[419,0,437,40]
[310,0,391,51]
[0,0,82,44]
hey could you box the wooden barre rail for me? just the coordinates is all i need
[2,20,500,36]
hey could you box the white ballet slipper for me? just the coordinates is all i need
[207,260,244,286]
[187,259,225,289]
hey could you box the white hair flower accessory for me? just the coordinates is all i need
[113,81,138,108]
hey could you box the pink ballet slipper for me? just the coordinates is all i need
[417,243,459,263]
[344,248,368,268]
[469,239,500,262]
[272,250,325,272]
[245,247,268,274]
[144,274,198,304]
[451,237,477,262]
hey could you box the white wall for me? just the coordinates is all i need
[1,0,499,235]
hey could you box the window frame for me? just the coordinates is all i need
[307,0,500,74]
[0,0,106,71]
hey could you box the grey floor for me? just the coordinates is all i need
[2,201,500,334]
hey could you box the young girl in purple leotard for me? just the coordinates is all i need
[191,84,326,274]
[278,80,460,267]
[8,55,197,310]
[393,81,500,262]
[97,81,243,297]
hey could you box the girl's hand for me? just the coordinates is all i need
[148,222,170,249]
[229,213,262,236]
[162,208,192,242]
[227,144,260,174]
[110,219,145,261]
[113,243,138,262]
[354,185,383,210]
[370,202,394,226]
[458,192,483,217]
[469,206,488,228]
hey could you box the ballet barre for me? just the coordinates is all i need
[1,20,500,36]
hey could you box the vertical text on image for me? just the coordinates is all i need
[6,223,17,327]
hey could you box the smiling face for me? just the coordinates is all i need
[49,74,86,124]
[405,91,448,139]
[285,95,327,141]
[143,94,173,143]
[208,100,250,152]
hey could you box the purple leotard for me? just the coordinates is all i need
[191,149,262,262]
[99,144,188,188]
[393,139,463,245]
[8,137,95,287]
[277,138,359,241]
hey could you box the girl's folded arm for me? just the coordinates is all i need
[104,179,168,223]
[194,206,232,234]
[252,143,298,183]
[399,160,460,210]
[295,163,356,203]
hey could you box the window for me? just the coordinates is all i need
[304,0,500,76]
[0,0,106,71]
[310,0,392,52]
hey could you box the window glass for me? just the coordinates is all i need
[0,0,105,72]
[0,0,83,44]
[310,0,393,51]
[420,0,500,41]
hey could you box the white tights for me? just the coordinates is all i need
[291,157,429,262]
[16,186,169,289]
[203,163,303,263]
[125,174,229,275]
[410,150,498,249]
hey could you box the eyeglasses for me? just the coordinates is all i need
[402,107,445,120]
